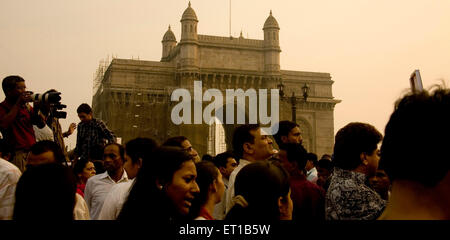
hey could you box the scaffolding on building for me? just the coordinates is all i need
[93,55,113,96]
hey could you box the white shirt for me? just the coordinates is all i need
[84,170,129,220]
[212,177,229,220]
[0,158,22,220]
[33,125,54,142]
[307,167,318,184]
[225,159,251,214]
[98,179,135,220]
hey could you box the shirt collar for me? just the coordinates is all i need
[79,118,97,126]
[100,169,129,183]
[238,159,251,167]
[222,177,229,188]
[333,167,367,184]
[307,167,317,176]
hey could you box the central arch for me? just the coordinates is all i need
[206,102,250,156]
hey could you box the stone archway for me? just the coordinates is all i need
[205,102,250,156]
[206,117,227,155]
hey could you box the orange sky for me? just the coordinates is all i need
[1,0,449,150]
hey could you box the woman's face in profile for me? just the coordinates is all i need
[165,160,200,215]
[80,161,96,182]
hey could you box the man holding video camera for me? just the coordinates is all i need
[0,75,45,172]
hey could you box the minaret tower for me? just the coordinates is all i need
[179,1,199,71]
[161,25,177,61]
[263,10,281,75]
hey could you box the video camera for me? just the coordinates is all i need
[29,91,67,119]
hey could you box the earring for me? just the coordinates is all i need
[158,185,163,190]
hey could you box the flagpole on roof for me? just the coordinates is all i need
[229,0,231,37]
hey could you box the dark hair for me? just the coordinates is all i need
[0,139,13,158]
[213,151,236,168]
[306,152,318,166]
[189,161,219,219]
[279,143,309,169]
[333,122,382,170]
[232,124,260,159]
[380,87,450,187]
[273,121,299,146]
[92,160,105,174]
[13,163,76,220]
[29,140,65,165]
[201,154,214,162]
[125,137,158,165]
[162,136,188,148]
[118,146,194,221]
[317,158,334,172]
[2,75,24,94]
[225,161,290,221]
[76,103,92,114]
[103,142,125,161]
[73,158,92,182]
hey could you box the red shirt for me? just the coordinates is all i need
[289,174,326,221]
[0,100,36,150]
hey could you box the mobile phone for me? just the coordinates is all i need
[410,70,423,92]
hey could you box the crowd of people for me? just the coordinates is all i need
[0,75,449,221]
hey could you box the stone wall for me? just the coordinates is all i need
[198,47,264,71]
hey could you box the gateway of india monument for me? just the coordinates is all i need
[92,2,341,157]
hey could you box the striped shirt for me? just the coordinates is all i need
[0,158,22,220]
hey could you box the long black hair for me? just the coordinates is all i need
[117,146,193,222]
[189,161,219,219]
[225,160,290,221]
[13,163,76,220]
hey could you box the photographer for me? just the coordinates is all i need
[0,75,45,172]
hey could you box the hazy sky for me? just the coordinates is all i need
[1,0,449,150]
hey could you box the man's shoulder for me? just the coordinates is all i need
[0,100,10,113]
[112,179,133,191]
[87,172,108,184]
[92,118,106,125]
[229,166,242,179]
[305,180,326,196]
[109,180,133,197]
[0,158,21,179]
[328,175,372,200]
[77,121,86,128]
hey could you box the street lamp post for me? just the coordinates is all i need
[290,92,297,123]
[277,80,310,123]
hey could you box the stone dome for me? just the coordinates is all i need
[163,25,176,42]
[181,2,198,22]
[263,10,279,30]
